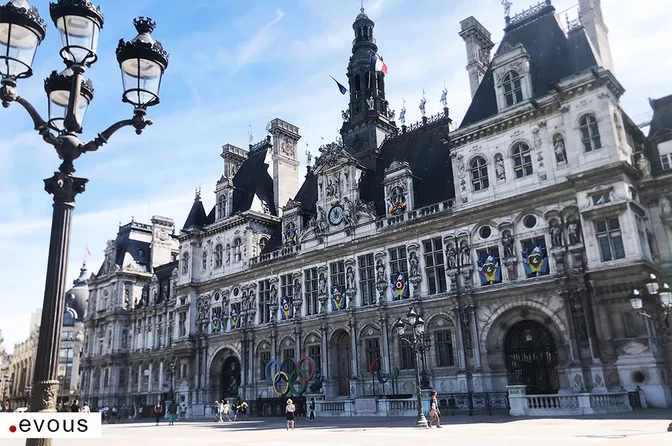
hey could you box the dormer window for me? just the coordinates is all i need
[232,238,242,262]
[387,186,408,216]
[470,156,489,191]
[259,237,268,252]
[502,71,523,107]
[217,195,227,219]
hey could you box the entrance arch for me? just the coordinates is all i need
[220,356,241,399]
[330,330,351,396]
[504,320,559,394]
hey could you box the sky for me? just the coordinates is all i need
[1,0,671,353]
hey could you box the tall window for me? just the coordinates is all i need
[258,279,272,324]
[661,154,671,171]
[281,348,295,373]
[512,143,533,178]
[580,114,602,152]
[364,338,380,370]
[470,156,489,191]
[233,238,242,262]
[423,238,447,294]
[399,343,416,370]
[217,195,226,219]
[181,252,189,274]
[358,254,376,306]
[178,312,186,337]
[596,217,625,261]
[214,244,223,268]
[434,330,454,367]
[389,246,408,275]
[330,261,345,288]
[308,345,321,374]
[259,350,270,380]
[502,70,523,107]
[58,348,74,387]
[304,268,319,316]
[259,237,268,253]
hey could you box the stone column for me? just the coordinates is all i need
[137,365,142,393]
[270,327,277,359]
[248,333,254,390]
[452,306,467,370]
[128,366,133,394]
[380,314,391,373]
[148,362,153,393]
[159,361,164,392]
[319,318,328,378]
[348,314,358,377]
[468,305,481,370]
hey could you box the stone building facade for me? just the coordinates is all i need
[80,1,672,414]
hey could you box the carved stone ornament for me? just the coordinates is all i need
[32,380,60,412]
[314,141,353,169]
[384,159,410,175]
[44,172,88,205]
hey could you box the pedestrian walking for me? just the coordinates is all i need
[309,398,315,421]
[239,401,248,421]
[167,401,177,426]
[429,391,442,428]
[70,399,80,413]
[285,399,296,430]
[222,400,231,422]
[153,402,163,426]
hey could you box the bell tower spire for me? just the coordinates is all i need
[340,6,396,154]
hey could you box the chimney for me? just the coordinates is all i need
[578,0,614,72]
[150,215,175,268]
[459,16,494,98]
[268,118,301,214]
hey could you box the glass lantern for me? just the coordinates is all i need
[629,289,643,311]
[645,273,659,295]
[659,283,672,309]
[395,319,405,336]
[0,0,46,79]
[49,0,104,66]
[116,17,169,108]
[44,68,94,132]
[407,308,418,326]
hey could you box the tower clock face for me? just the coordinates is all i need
[328,205,344,226]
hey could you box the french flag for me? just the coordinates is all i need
[371,55,388,74]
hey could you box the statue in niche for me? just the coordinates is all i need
[553,134,567,163]
[346,266,355,290]
[293,279,302,299]
[495,154,506,181]
[341,109,350,122]
[446,244,457,269]
[502,231,515,258]
[318,273,327,295]
[342,197,356,227]
[567,217,582,245]
[270,284,278,304]
[367,95,375,111]
[226,245,231,264]
[637,154,651,178]
[123,290,130,309]
[375,260,386,283]
[459,241,471,267]
[399,106,406,126]
[440,88,448,108]
[249,289,256,309]
[549,220,563,248]
[326,176,340,198]
[152,290,157,305]
[409,252,420,277]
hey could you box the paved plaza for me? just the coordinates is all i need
[5,411,672,446]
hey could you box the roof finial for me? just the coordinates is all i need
[248,125,254,145]
[360,0,366,13]
[502,0,513,18]
[195,187,202,201]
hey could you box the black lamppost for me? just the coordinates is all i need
[167,357,176,402]
[395,307,429,428]
[628,273,672,432]
[0,1,168,444]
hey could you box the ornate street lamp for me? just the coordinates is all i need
[395,307,429,428]
[629,274,672,432]
[168,357,176,402]
[0,2,168,444]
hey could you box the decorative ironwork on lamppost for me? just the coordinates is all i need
[395,307,429,428]
[628,273,672,432]
[0,1,169,444]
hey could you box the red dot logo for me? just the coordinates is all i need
[9,425,17,433]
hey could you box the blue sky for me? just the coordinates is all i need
[1,0,671,352]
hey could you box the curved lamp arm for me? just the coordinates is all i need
[1,83,59,147]
[80,109,153,153]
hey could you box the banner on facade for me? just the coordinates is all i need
[230,305,241,329]
[281,295,294,319]
[390,272,409,299]
[331,285,346,311]
[211,307,222,332]
[523,246,548,275]
[478,255,501,284]
[282,229,298,247]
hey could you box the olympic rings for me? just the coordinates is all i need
[264,356,317,396]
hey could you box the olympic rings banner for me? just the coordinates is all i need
[264,356,316,396]
[368,357,400,384]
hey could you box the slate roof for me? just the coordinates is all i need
[649,94,672,142]
[182,196,208,230]
[460,6,598,129]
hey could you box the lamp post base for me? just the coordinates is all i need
[416,414,428,428]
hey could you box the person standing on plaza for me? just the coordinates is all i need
[239,400,248,421]
[309,398,316,421]
[167,400,177,426]
[429,391,442,428]
[285,399,296,430]
[222,400,231,422]
[153,402,163,426]
[70,399,80,413]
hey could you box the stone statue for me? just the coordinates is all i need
[376,260,385,283]
[440,88,448,108]
[305,147,312,167]
[309,373,325,393]
[389,109,396,121]
[341,109,349,122]
[123,290,130,309]
[293,278,302,299]
[549,221,563,248]
[502,231,515,258]
[567,218,582,245]
[419,96,427,117]
[367,95,375,111]
[346,266,355,290]
[248,126,254,144]
[502,0,513,17]
[495,154,505,181]
[637,155,651,178]
[446,244,457,269]
[553,134,567,163]
[409,252,419,277]
[399,106,406,126]
[270,284,278,304]
[342,197,356,227]
[318,272,327,295]
[459,241,471,267]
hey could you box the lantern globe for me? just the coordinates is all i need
[44,68,94,132]
[0,0,47,79]
[49,0,104,66]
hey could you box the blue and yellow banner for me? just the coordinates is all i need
[478,256,501,284]
[390,272,409,299]
[281,296,294,319]
[523,246,548,275]
[230,305,240,329]
[331,285,347,311]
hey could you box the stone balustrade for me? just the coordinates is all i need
[507,385,632,416]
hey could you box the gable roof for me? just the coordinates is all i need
[460,7,598,129]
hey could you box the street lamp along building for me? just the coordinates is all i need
[80,1,672,416]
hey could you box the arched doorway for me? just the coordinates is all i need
[505,320,559,394]
[220,356,241,399]
[331,330,351,396]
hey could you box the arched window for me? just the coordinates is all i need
[512,143,533,178]
[202,251,208,270]
[181,252,189,274]
[470,156,489,191]
[579,114,602,152]
[502,71,524,106]
[232,238,242,262]
[388,186,407,215]
[217,195,227,219]
[214,244,223,268]
[63,309,75,327]
[259,237,268,253]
